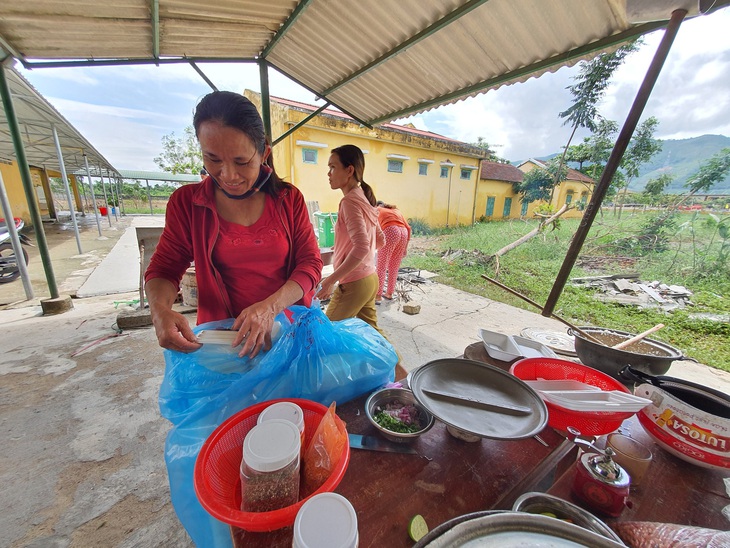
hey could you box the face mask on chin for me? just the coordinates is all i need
[212,164,273,200]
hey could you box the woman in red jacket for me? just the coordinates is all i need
[375,201,411,304]
[145,91,322,358]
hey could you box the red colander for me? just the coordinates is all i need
[510,358,633,436]
[194,398,350,532]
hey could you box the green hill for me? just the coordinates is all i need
[514,134,730,194]
[631,134,730,193]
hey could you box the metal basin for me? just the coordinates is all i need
[570,327,684,381]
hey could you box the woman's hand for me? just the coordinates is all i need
[315,276,336,301]
[151,307,202,353]
[232,301,276,358]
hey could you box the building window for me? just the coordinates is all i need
[418,163,428,176]
[485,197,495,217]
[440,166,449,178]
[302,149,317,164]
[388,160,404,173]
[503,197,512,218]
[521,200,529,216]
[460,169,471,180]
[566,193,573,205]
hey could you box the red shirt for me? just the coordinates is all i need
[145,178,322,324]
[212,195,288,314]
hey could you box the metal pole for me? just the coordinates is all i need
[118,178,126,216]
[108,172,119,220]
[145,180,153,214]
[542,9,687,317]
[0,171,33,299]
[74,172,89,215]
[0,63,59,297]
[83,154,103,236]
[98,167,112,226]
[259,59,272,144]
[51,126,83,253]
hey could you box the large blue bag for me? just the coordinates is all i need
[159,303,397,546]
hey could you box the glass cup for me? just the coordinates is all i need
[606,433,653,487]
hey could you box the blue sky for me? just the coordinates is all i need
[16,8,730,171]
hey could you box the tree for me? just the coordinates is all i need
[470,137,510,163]
[643,173,673,205]
[685,147,730,196]
[513,159,567,204]
[585,119,619,182]
[154,126,203,174]
[552,41,640,195]
[564,140,592,171]
[616,117,662,217]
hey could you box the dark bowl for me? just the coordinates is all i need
[570,327,683,382]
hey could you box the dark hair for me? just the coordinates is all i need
[331,144,377,206]
[199,168,207,176]
[193,91,286,195]
[377,200,396,209]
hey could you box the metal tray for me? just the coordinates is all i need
[415,511,626,547]
[408,358,548,440]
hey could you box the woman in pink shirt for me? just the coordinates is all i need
[316,145,385,333]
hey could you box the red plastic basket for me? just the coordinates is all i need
[194,398,350,532]
[509,358,633,436]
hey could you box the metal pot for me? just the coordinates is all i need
[569,327,686,381]
[620,367,730,472]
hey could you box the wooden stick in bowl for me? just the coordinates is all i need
[612,324,665,350]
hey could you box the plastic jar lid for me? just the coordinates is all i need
[257,401,305,433]
[242,419,300,473]
[293,492,358,548]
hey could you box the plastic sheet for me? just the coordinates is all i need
[159,303,397,546]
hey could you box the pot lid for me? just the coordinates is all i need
[416,511,626,547]
[408,358,547,440]
[521,327,577,357]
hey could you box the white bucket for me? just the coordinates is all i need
[181,268,198,307]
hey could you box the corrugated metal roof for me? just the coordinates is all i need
[0,66,118,177]
[0,0,716,127]
[116,169,200,183]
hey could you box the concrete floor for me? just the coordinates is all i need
[1,215,728,547]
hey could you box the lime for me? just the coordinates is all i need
[540,512,558,518]
[408,514,429,542]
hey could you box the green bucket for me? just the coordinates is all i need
[314,212,338,248]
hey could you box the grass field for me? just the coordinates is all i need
[403,208,730,372]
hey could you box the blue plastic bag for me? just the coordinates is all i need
[159,303,397,547]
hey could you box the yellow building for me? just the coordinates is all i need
[0,162,83,222]
[476,161,533,220]
[246,91,486,227]
[517,159,595,219]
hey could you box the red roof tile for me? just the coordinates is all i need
[479,161,524,183]
[270,95,463,144]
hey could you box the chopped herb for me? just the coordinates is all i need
[373,400,424,433]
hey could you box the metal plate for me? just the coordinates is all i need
[521,327,577,357]
[417,512,626,547]
[408,358,548,440]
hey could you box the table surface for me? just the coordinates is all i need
[233,343,730,546]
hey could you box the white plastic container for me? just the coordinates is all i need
[240,419,301,512]
[258,401,306,455]
[293,492,359,548]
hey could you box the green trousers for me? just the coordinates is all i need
[325,272,384,336]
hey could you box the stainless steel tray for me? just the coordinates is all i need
[408,358,548,440]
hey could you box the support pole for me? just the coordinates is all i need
[0,171,33,299]
[51,126,83,253]
[84,154,103,236]
[145,180,154,214]
[0,63,59,298]
[98,168,112,226]
[542,9,687,317]
[259,59,272,144]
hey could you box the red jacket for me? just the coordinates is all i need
[145,178,323,324]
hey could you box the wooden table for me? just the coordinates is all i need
[234,345,729,546]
